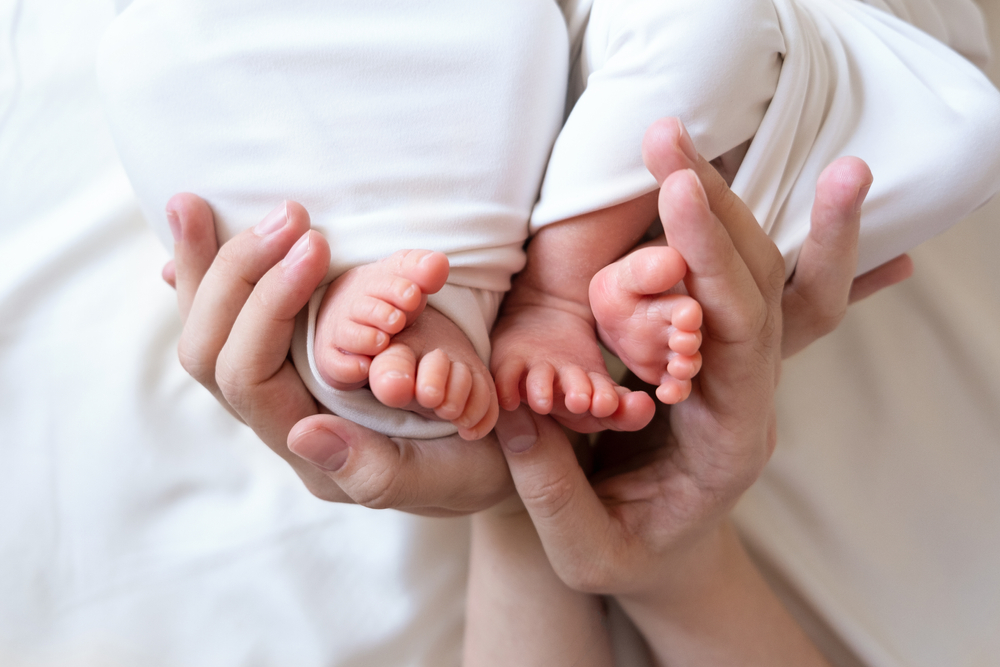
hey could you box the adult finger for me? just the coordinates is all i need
[642,118,781,296]
[288,413,514,516]
[645,138,781,447]
[781,157,871,357]
[162,260,176,289]
[657,169,774,344]
[849,254,914,303]
[177,201,311,395]
[493,407,621,591]
[215,230,330,445]
[166,193,220,323]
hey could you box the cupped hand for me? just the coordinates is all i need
[164,194,512,515]
[781,156,913,357]
[494,120,786,595]
[493,118,911,591]
[483,118,850,665]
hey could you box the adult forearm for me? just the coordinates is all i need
[618,522,830,667]
[464,506,614,667]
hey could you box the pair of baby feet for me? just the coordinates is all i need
[313,246,703,439]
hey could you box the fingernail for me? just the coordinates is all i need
[854,182,872,215]
[289,427,349,472]
[255,202,288,236]
[677,121,698,162]
[684,169,709,207]
[495,406,537,453]
[166,210,182,243]
[281,232,311,267]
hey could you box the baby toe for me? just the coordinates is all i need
[668,329,702,357]
[559,367,593,415]
[369,343,418,408]
[587,373,620,419]
[655,377,691,405]
[414,349,451,409]
[436,361,473,422]
[666,351,702,382]
[315,346,371,390]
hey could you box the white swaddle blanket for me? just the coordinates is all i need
[536,0,1000,279]
[99,0,569,438]
[98,0,1000,439]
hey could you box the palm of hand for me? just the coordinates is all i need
[578,297,781,595]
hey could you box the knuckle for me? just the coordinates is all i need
[177,337,214,386]
[214,356,246,406]
[766,249,786,297]
[520,470,577,522]
[349,458,407,510]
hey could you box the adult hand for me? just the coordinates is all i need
[164,194,512,516]
[781,157,913,357]
[492,119,835,664]
[499,118,784,590]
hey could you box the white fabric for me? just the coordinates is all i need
[99,0,1000,439]
[97,0,569,438]
[5,1,1000,666]
[536,0,1000,279]
[731,3,1000,666]
[0,2,470,665]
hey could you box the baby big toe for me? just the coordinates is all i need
[369,344,418,408]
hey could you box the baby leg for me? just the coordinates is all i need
[590,245,703,404]
[313,249,497,440]
[492,194,668,433]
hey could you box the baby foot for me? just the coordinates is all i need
[369,307,499,441]
[491,292,656,433]
[314,249,449,390]
[590,245,703,404]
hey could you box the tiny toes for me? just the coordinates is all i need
[436,362,473,421]
[587,373,620,419]
[559,367,593,415]
[355,295,407,335]
[414,349,451,409]
[669,329,702,357]
[454,372,498,440]
[387,248,450,297]
[369,344,418,408]
[656,378,691,405]
[672,297,703,332]
[667,352,702,382]
[525,364,556,414]
[316,347,372,390]
[492,361,526,412]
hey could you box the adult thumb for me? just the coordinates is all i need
[494,407,616,590]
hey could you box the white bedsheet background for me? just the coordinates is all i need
[733,2,1000,666]
[4,0,1000,666]
[0,1,468,665]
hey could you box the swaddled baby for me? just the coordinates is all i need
[97,0,1000,439]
